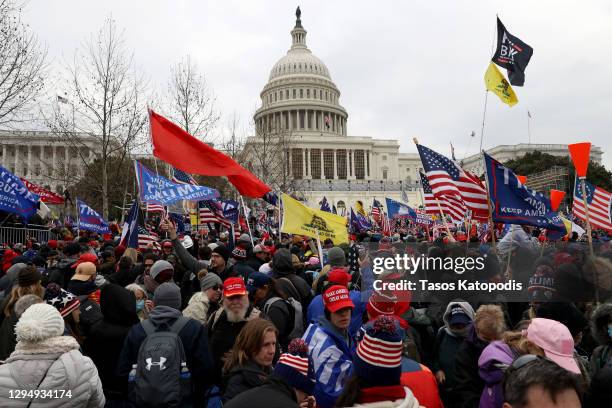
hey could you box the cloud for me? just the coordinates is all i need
[25,0,612,167]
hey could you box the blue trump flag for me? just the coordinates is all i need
[385,197,416,219]
[350,208,372,233]
[484,153,565,232]
[0,166,40,220]
[77,199,110,234]
[320,196,331,212]
[120,200,139,248]
[135,161,219,205]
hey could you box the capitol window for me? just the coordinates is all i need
[293,89,296,98]
[286,89,289,99]
[382,168,388,180]
[300,89,303,98]
[306,89,310,98]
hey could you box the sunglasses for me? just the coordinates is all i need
[209,285,222,291]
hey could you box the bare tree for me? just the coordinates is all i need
[163,55,219,141]
[243,117,296,193]
[0,0,46,126]
[219,111,245,160]
[48,17,147,219]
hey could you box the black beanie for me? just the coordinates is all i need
[212,245,231,262]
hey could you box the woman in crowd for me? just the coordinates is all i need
[43,283,83,344]
[0,265,44,359]
[222,318,278,402]
[125,283,150,321]
[183,270,222,324]
[0,303,105,407]
[590,302,612,377]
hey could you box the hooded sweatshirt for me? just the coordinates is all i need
[478,341,516,408]
[590,303,612,377]
[432,301,475,392]
[84,283,139,400]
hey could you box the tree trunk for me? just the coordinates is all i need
[102,158,109,219]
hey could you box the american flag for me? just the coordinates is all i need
[146,203,165,213]
[138,226,159,250]
[381,212,392,236]
[172,167,197,185]
[199,201,231,228]
[572,178,612,232]
[417,144,488,220]
[371,199,382,223]
[420,172,466,222]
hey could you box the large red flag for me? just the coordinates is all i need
[149,110,271,198]
[20,178,65,204]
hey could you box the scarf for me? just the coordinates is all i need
[359,385,406,404]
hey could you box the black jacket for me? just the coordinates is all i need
[0,298,18,360]
[453,325,489,408]
[84,284,139,401]
[258,293,291,350]
[207,305,260,385]
[224,376,299,408]
[222,359,271,402]
[118,305,214,406]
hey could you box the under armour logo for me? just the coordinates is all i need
[145,357,167,371]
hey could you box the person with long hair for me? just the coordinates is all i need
[222,318,278,402]
[0,265,44,359]
[335,315,421,407]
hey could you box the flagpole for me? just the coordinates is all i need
[239,195,255,247]
[481,152,497,247]
[527,111,532,144]
[479,18,498,152]
[75,197,79,238]
[435,199,454,241]
[579,178,595,258]
[315,228,325,270]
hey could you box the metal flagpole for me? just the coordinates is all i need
[481,152,497,247]
[239,195,255,247]
[527,111,532,144]
[315,229,324,270]
[479,18,498,152]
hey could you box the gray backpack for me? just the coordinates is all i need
[263,296,304,340]
[129,317,192,408]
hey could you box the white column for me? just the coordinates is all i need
[320,148,324,179]
[288,148,293,178]
[288,110,293,130]
[14,145,19,173]
[27,145,32,177]
[1,144,6,167]
[345,149,349,179]
[52,146,57,177]
[301,148,306,178]
[351,149,356,178]
[332,149,337,179]
[64,146,69,174]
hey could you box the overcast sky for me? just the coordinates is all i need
[26,0,612,168]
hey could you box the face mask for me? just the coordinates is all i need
[136,299,145,312]
[607,324,612,339]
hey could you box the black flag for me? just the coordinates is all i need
[492,17,533,86]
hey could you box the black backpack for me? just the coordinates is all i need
[129,317,192,408]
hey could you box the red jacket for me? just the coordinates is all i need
[400,357,444,408]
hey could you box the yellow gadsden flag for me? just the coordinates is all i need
[484,62,518,107]
[281,194,349,243]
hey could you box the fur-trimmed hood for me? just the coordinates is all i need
[591,303,612,345]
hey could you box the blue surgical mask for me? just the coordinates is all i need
[136,299,145,312]
[608,324,612,339]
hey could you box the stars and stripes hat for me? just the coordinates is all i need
[354,315,405,386]
[272,338,315,395]
[43,283,81,318]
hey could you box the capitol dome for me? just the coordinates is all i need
[254,7,348,138]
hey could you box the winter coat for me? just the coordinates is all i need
[0,335,105,407]
[83,283,139,402]
[108,263,137,288]
[182,291,212,324]
[432,301,475,398]
[171,237,208,275]
[590,303,612,377]
[223,376,299,408]
[478,341,515,408]
[274,267,313,310]
[222,358,271,402]
[345,385,421,408]
[257,293,291,350]
[307,290,366,338]
[302,316,354,408]
[0,263,26,302]
[48,256,78,288]
[0,297,19,360]
[207,304,261,385]
[454,324,490,408]
[117,305,214,406]
[400,358,443,408]
[232,261,256,280]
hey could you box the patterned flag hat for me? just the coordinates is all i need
[355,315,405,386]
[272,338,315,395]
[44,283,81,318]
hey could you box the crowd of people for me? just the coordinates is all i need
[0,217,610,407]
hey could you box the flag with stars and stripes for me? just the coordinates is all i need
[416,143,488,220]
[138,225,160,250]
[146,202,165,213]
[199,200,232,228]
[171,167,198,185]
[381,211,392,236]
[420,172,466,222]
[572,177,612,232]
[371,199,382,223]
[347,243,360,276]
